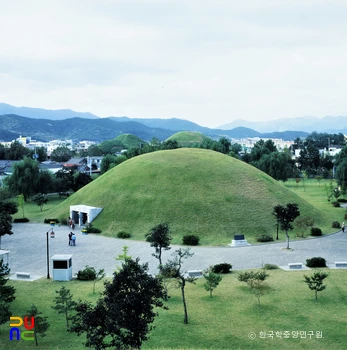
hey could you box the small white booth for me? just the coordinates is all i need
[70,205,103,227]
[51,254,73,281]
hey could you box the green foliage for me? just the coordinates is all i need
[0,260,16,326]
[262,263,279,270]
[203,268,223,297]
[115,245,132,271]
[70,258,166,349]
[295,216,314,236]
[256,234,274,242]
[303,271,329,300]
[13,217,29,223]
[0,200,18,249]
[332,221,341,228]
[211,263,232,274]
[77,265,97,280]
[311,227,322,236]
[272,203,300,249]
[44,218,60,224]
[145,223,172,268]
[306,257,327,268]
[85,223,102,233]
[24,304,50,346]
[182,234,200,246]
[33,193,48,212]
[117,231,131,239]
[51,286,77,330]
[332,201,340,207]
[51,146,72,162]
[17,193,25,218]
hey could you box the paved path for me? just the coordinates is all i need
[1,223,346,279]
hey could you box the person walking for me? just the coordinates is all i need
[68,232,72,246]
[71,233,76,246]
[342,222,345,233]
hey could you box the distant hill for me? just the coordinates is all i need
[166,131,212,147]
[114,134,144,149]
[50,148,328,244]
[0,102,99,120]
[0,114,174,142]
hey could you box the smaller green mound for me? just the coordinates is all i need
[115,134,144,149]
[166,131,212,147]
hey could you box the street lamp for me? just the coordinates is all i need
[46,222,55,279]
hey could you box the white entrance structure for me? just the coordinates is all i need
[70,205,103,227]
[0,250,10,267]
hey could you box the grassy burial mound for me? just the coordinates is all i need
[52,148,327,245]
[166,131,212,147]
[114,133,144,149]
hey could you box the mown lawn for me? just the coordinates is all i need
[1,269,346,349]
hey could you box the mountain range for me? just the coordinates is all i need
[3,102,344,142]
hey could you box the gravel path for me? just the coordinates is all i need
[1,223,346,279]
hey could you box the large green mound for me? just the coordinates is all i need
[52,149,327,244]
[114,133,144,149]
[166,131,212,147]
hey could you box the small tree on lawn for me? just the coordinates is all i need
[17,193,25,218]
[115,245,132,271]
[93,268,106,294]
[272,203,300,249]
[0,200,18,249]
[33,193,48,212]
[203,267,223,298]
[162,248,195,324]
[70,258,167,349]
[145,223,172,271]
[303,271,329,300]
[237,270,270,305]
[52,286,76,330]
[24,304,50,346]
[0,260,16,326]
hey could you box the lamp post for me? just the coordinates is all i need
[46,222,55,279]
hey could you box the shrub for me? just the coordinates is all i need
[44,218,60,224]
[60,217,68,226]
[117,231,131,239]
[311,227,322,236]
[182,235,200,245]
[338,198,347,203]
[76,266,97,280]
[306,257,327,268]
[256,234,274,242]
[344,213,347,220]
[263,263,279,270]
[212,263,232,274]
[332,221,341,229]
[13,218,29,223]
[332,201,340,207]
[88,227,102,234]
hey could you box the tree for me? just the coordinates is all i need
[71,171,93,192]
[0,260,15,326]
[70,258,167,349]
[24,304,50,346]
[33,193,48,212]
[17,193,25,218]
[52,286,76,330]
[162,248,195,324]
[5,141,29,160]
[0,200,18,249]
[237,270,269,305]
[4,157,40,200]
[115,245,132,271]
[294,216,314,238]
[145,223,172,270]
[272,203,300,249]
[51,146,72,162]
[203,268,223,298]
[93,268,106,294]
[303,271,329,300]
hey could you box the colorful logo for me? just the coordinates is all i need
[9,316,35,341]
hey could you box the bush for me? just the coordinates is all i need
[13,218,29,223]
[332,201,340,207]
[117,231,131,239]
[182,235,200,245]
[311,227,322,236]
[44,218,60,224]
[338,198,347,203]
[88,227,102,234]
[212,263,232,274]
[344,213,347,220]
[256,234,274,242]
[60,217,68,226]
[263,263,279,270]
[332,221,341,229]
[306,257,327,268]
[77,266,97,280]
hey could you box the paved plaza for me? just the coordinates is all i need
[1,222,346,280]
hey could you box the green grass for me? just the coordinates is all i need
[1,269,346,349]
[114,133,144,149]
[166,131,212,147]
[43,149,331,245]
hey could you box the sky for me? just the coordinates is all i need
[1,0,347,128]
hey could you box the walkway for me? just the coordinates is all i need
[1,223,346,279]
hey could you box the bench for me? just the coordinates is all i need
[288,263,303,270]
[186,270,203,278]
[335,262,347,268]
[16,272,31,279]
